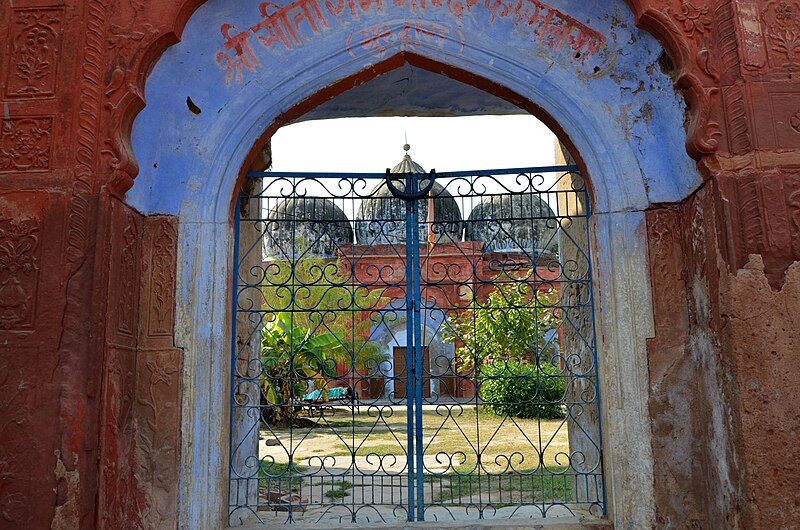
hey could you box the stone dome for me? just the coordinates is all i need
[466,194,559,259]
[265,197,354,258]
[355,146,463,245]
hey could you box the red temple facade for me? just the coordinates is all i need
[337,241,563,399]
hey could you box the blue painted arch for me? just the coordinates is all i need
[126,1,701,527]
[128,0,700,219]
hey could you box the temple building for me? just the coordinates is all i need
[263,146,563,399]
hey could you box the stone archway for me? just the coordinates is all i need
[127,1,701,527]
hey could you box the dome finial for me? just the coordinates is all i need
[403,131,410,153]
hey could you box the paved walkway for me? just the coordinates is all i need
[245,504,589,527]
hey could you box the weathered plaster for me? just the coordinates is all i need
[721,256,800,528]
[128,0,700,217]
[645,194,745,528]
[683,183,746,528]
[125,1,704,528]
[52,450,81,530]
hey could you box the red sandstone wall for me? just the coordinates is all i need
[0,2,190,526]
[0,1,799,528]
[631,1,800,527]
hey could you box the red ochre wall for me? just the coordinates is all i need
[0,1,798,528]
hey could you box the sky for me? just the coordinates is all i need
[266,115,560,220]
[271,115,557,173]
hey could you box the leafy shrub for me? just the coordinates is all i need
[479,360,565,419]
[443,280,561,375]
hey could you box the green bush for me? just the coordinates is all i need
[479,360,565,419]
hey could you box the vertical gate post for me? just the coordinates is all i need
[556,148,605,508]
[402,170,417,521]
[411,173,426,522]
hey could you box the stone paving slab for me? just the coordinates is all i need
[239,507,609,529]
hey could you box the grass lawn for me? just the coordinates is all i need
[258,461,307,493]
[257,408,582,505]
[323,480,353,499]
[424,465,573,504]
[261,406,571,472]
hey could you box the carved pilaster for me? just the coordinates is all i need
[135,215,181,529]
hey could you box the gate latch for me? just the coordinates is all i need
[384,169,436,201]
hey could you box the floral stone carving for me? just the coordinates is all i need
[0,118,52,172]
[0,219,40,330]
[6,9,63,98]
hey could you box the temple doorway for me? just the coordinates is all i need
[391,346,430,400]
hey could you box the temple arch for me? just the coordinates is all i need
[127,1,701,527]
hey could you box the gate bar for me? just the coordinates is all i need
[246,165,580,180]
[410,175,426,521]
[227,201,242,517]
[403,171,417,521]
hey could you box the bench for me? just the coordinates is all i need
[301,386,360,417]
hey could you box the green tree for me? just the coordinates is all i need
[443,276,561,374]
[260,313,344,422]
[262,258,385,350]
[479,360,565,419]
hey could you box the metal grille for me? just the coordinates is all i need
[229,166,604,525]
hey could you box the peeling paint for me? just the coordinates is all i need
[51,450,80,530]
[128,0,699,217]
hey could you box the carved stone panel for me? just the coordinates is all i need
[768,91,800,149]
[761,0,800,71]
[0,217,40,331]
[97,346,140,530]
[716,171,800,288]
[0,346,59,527]
[733,0,768,72]
[134,348,182,530]
[133,214,181,528]
[0,190,65,340]
[787,175,800,255]
[4,8,64,98]
[0,117,53,172]
[139,216,178,349]
[98,200,145,528]
[723,84,752,155]
[107,200,143,347]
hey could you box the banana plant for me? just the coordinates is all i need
[260,313,345,422]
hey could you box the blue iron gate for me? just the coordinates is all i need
[228,165,604,525]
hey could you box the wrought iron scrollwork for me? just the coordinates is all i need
[228,165,604,525]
